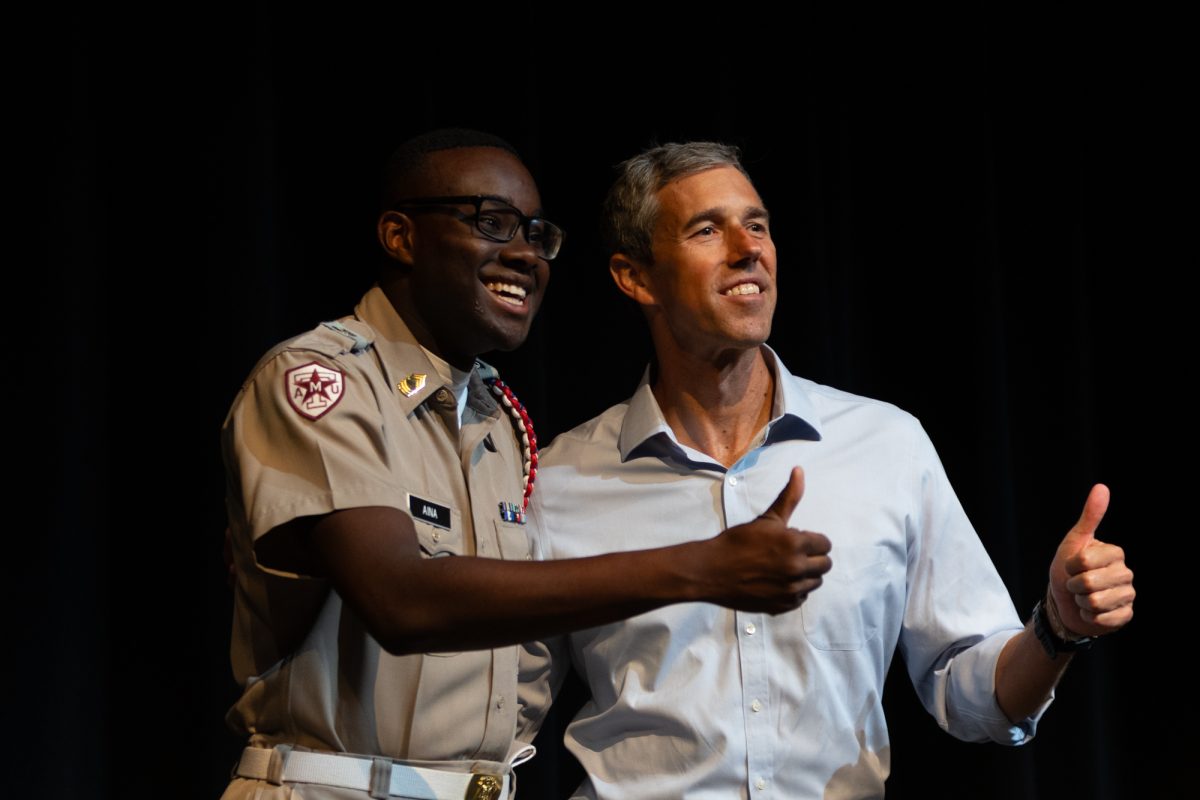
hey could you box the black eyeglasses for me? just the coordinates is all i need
[391,195,565,261]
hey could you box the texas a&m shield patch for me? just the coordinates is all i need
[285,361,345,420]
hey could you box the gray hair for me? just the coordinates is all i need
[601,142,751,263]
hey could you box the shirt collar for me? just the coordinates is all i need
[353,284,498,419]
[617,345,822,465]
[763,345,823,444]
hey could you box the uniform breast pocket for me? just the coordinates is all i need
[800,544,888,651]
[493,519,533,561]
[409,499,464,657]
[409,496,463,558]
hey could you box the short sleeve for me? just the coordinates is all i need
[224,347,406,546]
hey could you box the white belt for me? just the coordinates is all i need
[234,746,510,799]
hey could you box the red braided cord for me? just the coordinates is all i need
[484,378,537,508]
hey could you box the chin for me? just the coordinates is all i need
[726,325,773,347]
[483,326,534,355]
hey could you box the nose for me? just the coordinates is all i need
[498,226,541,271]
[728,226,763,267]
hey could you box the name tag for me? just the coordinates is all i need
[407,494,452,530]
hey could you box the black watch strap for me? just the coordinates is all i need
[1032,599,1093,658]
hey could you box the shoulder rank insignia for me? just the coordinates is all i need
[398,372,427,397]
[285,361,344,420]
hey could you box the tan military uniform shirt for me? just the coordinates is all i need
[221,286,533,794]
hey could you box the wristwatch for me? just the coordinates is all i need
[1031,597,1094,658]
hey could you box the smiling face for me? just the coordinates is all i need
[627,166,776,361]
[379,146,549,367]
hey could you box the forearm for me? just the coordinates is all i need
[995,483,1136,724]
[310,488,822,656]
[370,544,711,654]
[993,621,1072,723]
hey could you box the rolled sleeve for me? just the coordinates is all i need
[902,423,1045,744]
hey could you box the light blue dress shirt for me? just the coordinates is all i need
[519,347,1044,799]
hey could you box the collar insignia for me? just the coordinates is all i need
[398,372,427,397]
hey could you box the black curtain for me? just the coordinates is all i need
[19,6,1185,798]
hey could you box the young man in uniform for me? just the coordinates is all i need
[522,142,1136,798]
[219,130,830,800]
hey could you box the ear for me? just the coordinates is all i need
[377,210,416,265]
[610,253,658,307]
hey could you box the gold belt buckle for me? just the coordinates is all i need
[464,773,502,800]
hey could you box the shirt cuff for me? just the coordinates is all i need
[939,630,1051,745]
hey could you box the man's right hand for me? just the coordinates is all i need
[699,467,832,614]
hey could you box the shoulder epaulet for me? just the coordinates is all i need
[320,320,374,355]
[278,319,376,359]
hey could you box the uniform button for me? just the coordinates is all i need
[751,699,763,713]
[728,476,739,486]
[495,695,505,709]
[435,389,450,402]
[755,777,766,791]
[431,530,441,543]
[745,622,757,635]
[524,554,533,561]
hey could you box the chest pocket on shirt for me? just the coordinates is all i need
[492,519,533,561]
[411,501,465,657]
[800,544,887,651]
[411,502,464,557]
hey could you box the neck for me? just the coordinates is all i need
[651,343,775,469]
[380,272,476,371]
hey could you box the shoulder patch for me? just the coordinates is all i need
[285,361,345,420]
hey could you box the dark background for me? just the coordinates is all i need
[18,6,1188,798]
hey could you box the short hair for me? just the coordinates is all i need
[602,141,751,264]
[380,128,521,211]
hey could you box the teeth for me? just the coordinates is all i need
[724,283,761,296]
[485,282,527,305]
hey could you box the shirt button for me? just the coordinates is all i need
[751,699,763,713]
[495,695,505,709]
[755,778,766,791]
[728,476,739,486]
[431,530,441,543]
[435,388,450,402]
[744,622,757,635]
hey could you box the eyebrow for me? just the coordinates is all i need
[681,205,770,230]
[481,194,546,218]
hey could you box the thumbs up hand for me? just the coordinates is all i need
[702,467,833,614]
[1047,484,1135,640]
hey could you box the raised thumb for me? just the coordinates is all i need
[761,467,805,524]
[1067,483,1110,550]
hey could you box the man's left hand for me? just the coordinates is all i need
[1048,484,1135,639]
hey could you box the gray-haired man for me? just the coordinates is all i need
[522,141,1134,799]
